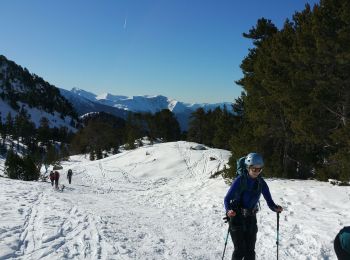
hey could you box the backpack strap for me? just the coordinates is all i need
[233,173,263,208]
[232,173,248,207]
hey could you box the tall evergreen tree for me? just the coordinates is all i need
[153,109,181,141]
[5,112,14,139]
[5,150,22,179]
[37,117,51,146]
[187,108,207,144]
[212,106,235,150]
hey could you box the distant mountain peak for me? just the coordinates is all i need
[96,93,128,101]
[71,88,97,101]
[65,88,232,130]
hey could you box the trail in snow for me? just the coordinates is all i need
[0,141,348,259]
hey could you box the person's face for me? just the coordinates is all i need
[248,165,263,178]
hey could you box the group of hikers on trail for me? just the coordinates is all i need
[49,169,73,189]
[223,152,350,260]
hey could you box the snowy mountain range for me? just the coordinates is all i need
[70,87,233,114]
[63,87,233,130]
[59,88,128,120]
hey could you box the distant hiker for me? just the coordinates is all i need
[224,152,283,260]
[54,171,60,189]
[67,169,73,184]
[334,226,350,260]
[49,171,55,187]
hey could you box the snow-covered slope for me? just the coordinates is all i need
[0,99,76,132]
[0,141,345,259]
[0,55,78,130]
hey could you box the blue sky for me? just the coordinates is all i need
[1,0,319,103]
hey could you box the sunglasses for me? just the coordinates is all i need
[250,167,263,173]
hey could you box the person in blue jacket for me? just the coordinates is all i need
[224,152,283,260]
[334,226,350,259]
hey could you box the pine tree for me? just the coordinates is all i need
[187,108,206,144]
[89,150,95,161]
[5,112,14,139]
[95,149,103,160]
[38,117,51,146]
[59,143,70,161]
[22,155,40,181]
[212,106,235,150]
[44,145,59,167]
[153,109,181,141]
[124,113,141,149]
[5,150,22,179]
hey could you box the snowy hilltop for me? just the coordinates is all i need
[0,141,346,259]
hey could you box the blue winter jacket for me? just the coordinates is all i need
[224,174,277,212]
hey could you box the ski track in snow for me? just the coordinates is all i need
[0,141,348,259]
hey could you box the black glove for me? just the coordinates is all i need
[274,205,283,213]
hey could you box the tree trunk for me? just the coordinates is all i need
[341,89,349,126]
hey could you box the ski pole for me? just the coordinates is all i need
[276,212,280,260]
[222,224,230,260]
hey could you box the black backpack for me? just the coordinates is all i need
[236,156,248,177]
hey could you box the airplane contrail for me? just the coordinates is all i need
[123,17,127,29]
